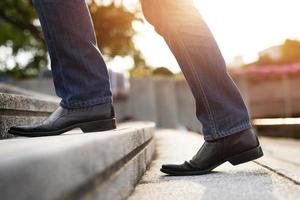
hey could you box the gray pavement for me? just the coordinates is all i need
[129,130,300,200]
[257,137,300,184]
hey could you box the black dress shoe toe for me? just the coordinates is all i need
[161,161,200,175]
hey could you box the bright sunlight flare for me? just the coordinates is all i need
[132,0,300,72]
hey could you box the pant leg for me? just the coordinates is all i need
[141,0,252,141]
[33,0,112,108]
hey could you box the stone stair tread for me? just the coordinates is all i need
[0,122,155,200]
[129,130,300,200]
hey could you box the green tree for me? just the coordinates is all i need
[281,39,300,64]
[129,49,153,77]
[251,39,300,67]
[0,0,143,79]
[89,1,141,59]
[0,0,46,78]
[152,67,174,76]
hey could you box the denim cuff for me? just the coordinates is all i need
[204,122,252,142]
[60,96,112,109]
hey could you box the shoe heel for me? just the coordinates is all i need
[80,118,116,133]
[228,146,263,166]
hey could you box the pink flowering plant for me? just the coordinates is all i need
[229,63,300,82]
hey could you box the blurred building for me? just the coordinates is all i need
[259,46,282,61]
[109,70,129,100]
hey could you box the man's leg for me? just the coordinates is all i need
[8,0,116,137]
[141,0,263,175]
[33,0,112,108]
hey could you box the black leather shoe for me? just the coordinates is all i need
[160,129,263,176]
[8,103,116,137]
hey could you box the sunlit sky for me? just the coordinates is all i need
[109,0,300,73]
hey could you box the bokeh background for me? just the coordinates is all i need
[1,0,300,138]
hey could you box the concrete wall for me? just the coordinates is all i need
[10,78,57,96]
[154,78,178,128]
[8,77,202,132]
[125,78,157,123]
[122,78,202,132]
[9,75,300,132]
[232,76,300,118]
[175,80,202,132]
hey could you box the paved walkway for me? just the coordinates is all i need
[129,130,300,200]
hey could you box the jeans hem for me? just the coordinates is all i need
[60,96,112,109]
[204,122,252,141]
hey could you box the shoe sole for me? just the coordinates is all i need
[8,118,116,137]
[160,145,264,176]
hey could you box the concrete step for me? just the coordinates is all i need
[129,130,300,200]
[255,137,300,184]
[0,122,155,200]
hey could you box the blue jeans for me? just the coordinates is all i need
[33,0,252,141]
[33,0,112,108]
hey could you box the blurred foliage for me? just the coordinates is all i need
[152,67,174,76]
[254,39,300,66]
[129,48,152,77]
[129,65,153,77]
[281,39,300,64]
[89,0,142,59]
[0,0,46,79]
[0,0,143,79]
[129,65,176,77]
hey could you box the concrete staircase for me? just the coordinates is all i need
[0,85,156,200]
[0,122,155,200]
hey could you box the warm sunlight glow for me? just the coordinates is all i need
[132,0,300,72]
[253,118,300,125]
